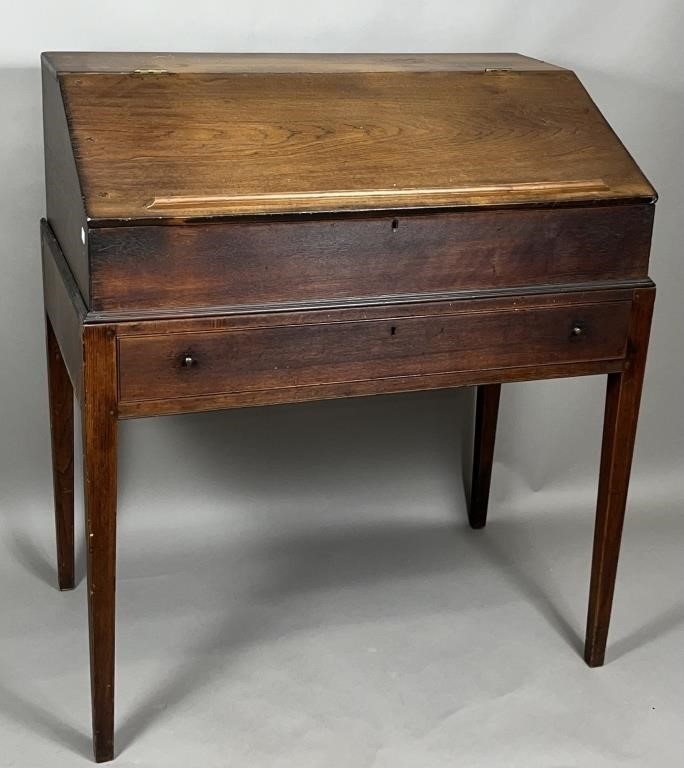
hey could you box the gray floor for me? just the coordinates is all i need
[1,389,683,767]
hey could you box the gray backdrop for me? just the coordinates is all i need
[1,2,682,766]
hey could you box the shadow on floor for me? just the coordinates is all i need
[9,531,85,591]
[610,602,684,662]
[0,677,90,758]
[116,516,585,751]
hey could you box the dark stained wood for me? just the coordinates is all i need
[112,287,638,419]
[118,359,625,420]
[88,205,654,315]
[82,325,118,762]
[41,220,86,400]
[42,64,90,304]
[90,280,653,325]
[118,299,632,405]
[44,55,654,223]
[469,384,502,529]
[113,286,641,334]
[39,52,659,761]
[46,315,75,590]
[585,287,655,667]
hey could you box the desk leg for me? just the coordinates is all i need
[46,315,75,590]
[82,326,118,762]
[468,384,501,529]
[585,288,654,667]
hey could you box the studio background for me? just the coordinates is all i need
[1,2,683,766]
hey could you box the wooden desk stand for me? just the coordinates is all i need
[40,53,656,762]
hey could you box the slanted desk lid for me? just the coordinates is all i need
[43,52,655,222]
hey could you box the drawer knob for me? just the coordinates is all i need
[571,325,583,337]
[181,353,195,367]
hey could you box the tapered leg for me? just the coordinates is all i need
[585,288,655,667]
[468,383,501,529]
[46,315,75,590]
[82,326,118,762]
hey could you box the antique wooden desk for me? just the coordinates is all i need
[40,52,656,761]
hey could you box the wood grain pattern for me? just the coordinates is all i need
[469,384,501,529]
[585,287,655,667]
[117,359,625,420]
[38,52,659,762]
[49,60,653,221]
[41,220,86,401]
[46,315,75,590]
[118,300,632,404]
[147,180,610,212]
[82,325,118,762]
[111,286,641,336]
[42,65,90,302]
[42,52,564,75]
[88,204,654,315]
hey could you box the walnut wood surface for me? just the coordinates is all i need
[111,286,640,335]
[38,52,659,762]
[82,325,118,762]
[46,315,75,590]
[585,287,655,666]
[41,220,86,401]
[88,204,654,315]
[42,53,654,222]
[42,66,90,303]
[43,52,564,74]
[469,384,501,529]
[117,359,624,420]
[118,299,631,404]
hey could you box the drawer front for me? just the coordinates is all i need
[118,300,631,403]
[90,204,653,315]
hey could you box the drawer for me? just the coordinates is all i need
[90,205,653,315]
[118,299,632,403]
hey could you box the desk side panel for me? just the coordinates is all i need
[42,58,90,306]
[41,221,86,401]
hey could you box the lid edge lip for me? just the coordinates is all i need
[42,51,566,75]
[85,194,658,229]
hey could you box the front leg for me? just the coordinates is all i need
[82,326,118,762]
[585,288,655,666]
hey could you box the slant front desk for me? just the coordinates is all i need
[40,52,656,761]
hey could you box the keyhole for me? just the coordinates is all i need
[390,326,397,336]
[391,218,399,231]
